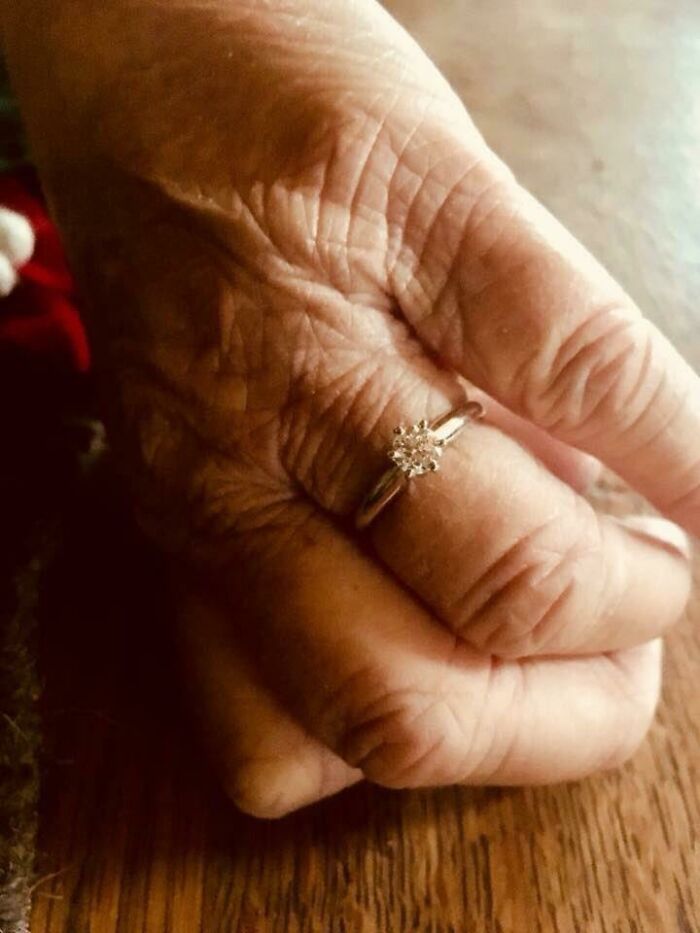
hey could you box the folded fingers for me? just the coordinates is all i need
[213,506,663,792]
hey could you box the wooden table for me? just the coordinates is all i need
[30,1,700,930]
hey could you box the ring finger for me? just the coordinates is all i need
[282,343,691,658]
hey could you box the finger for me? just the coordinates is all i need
[387,137,700,533]
[224,506,662,789]
[175,580,361,818]
[471,388,602,493]
[283,350,690,657]
[366,421,691,658]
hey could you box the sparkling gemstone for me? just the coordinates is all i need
[388,420,443,476]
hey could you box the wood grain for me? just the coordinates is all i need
[30,1,700,930]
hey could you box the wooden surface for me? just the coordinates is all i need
[30,1,700,931]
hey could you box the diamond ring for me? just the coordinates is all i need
[354,398,485,530]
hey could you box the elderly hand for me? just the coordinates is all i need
[4,0,698,817]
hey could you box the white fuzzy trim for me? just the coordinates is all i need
[0,207,35,268]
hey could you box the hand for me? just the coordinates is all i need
[4,0,697,817]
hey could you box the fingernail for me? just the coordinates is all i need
[615,515,692,561]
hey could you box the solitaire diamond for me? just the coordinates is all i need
[388,419,445,477]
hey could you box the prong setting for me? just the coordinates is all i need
[388,419,444,476]
[356,400,482,530]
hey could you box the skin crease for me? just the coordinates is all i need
[2,0,699,817]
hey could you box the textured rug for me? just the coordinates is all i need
[0,353,99,933]
[0,529,50,933]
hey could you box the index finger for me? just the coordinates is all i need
[389,137,700,533]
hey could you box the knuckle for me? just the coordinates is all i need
[448,519,595,658]
[525,305,657,438]
[334,677,468,788]
[391,152,516,366]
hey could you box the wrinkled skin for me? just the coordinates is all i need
[3,0,699,817]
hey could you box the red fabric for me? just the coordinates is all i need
[0,169,90,372]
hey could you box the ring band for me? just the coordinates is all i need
[354,398,485,530]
